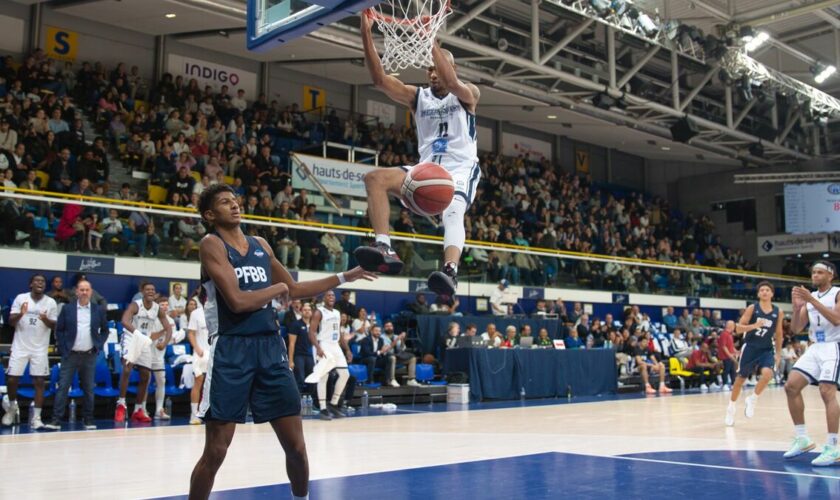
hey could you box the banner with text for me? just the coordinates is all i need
[501,132,552,161]
[292,154,377,198]
[757,233,829,257]
[166,54,258,97]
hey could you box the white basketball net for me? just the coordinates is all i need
[368,0,453,72]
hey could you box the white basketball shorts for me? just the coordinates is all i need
[792,342,840,386]
[6,348,49,377]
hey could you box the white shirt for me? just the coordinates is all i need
[187,308,210,352]
[72,302,93,352]
[489,287,506,316]
[11,293,58,352]
[481,332,502,347]
[169,294,188,328]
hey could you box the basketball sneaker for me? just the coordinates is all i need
[327,404,347,418]
[31,416,45,430]
[319,409,332,421]
[725,403,736,427]
[354,242,404,275]
[1,401,19,426]
[783,436,816,459]
[131,408,152,423]
[427,262,458,296]
[83,418,97,430]
[189,416,203,425]
[745,394,757,418]
[114,403,127,423]
[658,384,672,394]
[154,409,171,421]
[811,445,840,466]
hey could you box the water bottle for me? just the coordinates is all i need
[362,391,369,409]
[300,395,308,415]
[566,385,572,401]
[165,397,173,417]
[520,387,526,401]
[69,400,77,423]
[29,400,35,425]
[306,395,313,415]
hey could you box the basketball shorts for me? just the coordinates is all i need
[401,161,481,208]
[792,342,840,386]
[198,333,300,423]
[121,330,154,370]
[318,343,349,369]
[737,345,775,378]
[6,348,49,377]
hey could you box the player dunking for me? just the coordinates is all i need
[307,290,352,420]
[189,184,375,500]
[356,11,480,297]
[725,281,784,427]
[784,261,840,466]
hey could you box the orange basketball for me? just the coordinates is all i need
[400,162,455,216]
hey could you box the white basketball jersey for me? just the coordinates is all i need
[807,286,840,343]
[132,300,160,335]
[317,306,341,344]
[414,87,477,168]
[11,293,58,352]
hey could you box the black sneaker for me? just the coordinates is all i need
[83,418,97,430]
[327,404,347,418]
[43,420,61,431]
[319,409,332,421]
[427,263,458,296]
[353,242,404,274]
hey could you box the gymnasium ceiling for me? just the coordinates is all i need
[29,0,840,165]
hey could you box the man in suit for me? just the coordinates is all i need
[359,324,396,386]
[45,279,109,431]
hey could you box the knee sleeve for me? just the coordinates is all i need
[442,197,467,252]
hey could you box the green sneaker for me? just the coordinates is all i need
[811,445,840,467]
[783,436,816,459]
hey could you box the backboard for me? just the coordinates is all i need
[247,0,382,52]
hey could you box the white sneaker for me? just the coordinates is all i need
[154,409,171,421]
[31,416,45,430]
[2,402,19,426]
[811,444,840,467]
[406,379,421,387]
[725,404,736,426]
[745,395,757,419]
[189,416,202,425]
[700,384,709,392]
[389,379,400,388]
[723,384,731,392]
[784,436,816,459]
[746,378,757,387]
[711,383,722,391]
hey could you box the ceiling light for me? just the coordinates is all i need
[547,114,557,119]
[823,253,830,258]
[661,146,671,151]
[814,64,836,84]
[744,31,769,52]
[165,13,177,18]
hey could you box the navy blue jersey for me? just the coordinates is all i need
[202,234,278,337]
[745,303,779,350]
[288,319,311,357]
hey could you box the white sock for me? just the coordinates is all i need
[117,398,126,406]
[191,403,198,416]
[331,369,349,406]
[33,407,41,418]
[749,392,759,400]
[375,234,391,246]
[828,434,838,446]
[728,401,736,408]
[291,488,309,500]
[795,424,808,437]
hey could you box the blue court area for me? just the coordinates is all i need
[156,450,840,500]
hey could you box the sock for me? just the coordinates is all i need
[154,371,166,412]
[728,401,736,408]
[795,425,808,437]
[375,234,391,247]
[33,407,41,419]
[191,403,198,416]
[134,404,144,413]
[828,434,838,446]
[117,398,126,406]
[445,261,458,275]
[749,392,759,400]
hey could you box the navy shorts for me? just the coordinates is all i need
[200,333,301,424]
[737,346,775,378]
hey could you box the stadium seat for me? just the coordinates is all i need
[164,364,186,397]
[191,171,201,182]
[147,184,168,204]
[34,171,49,189]
[94,360,120,398]
[347,364,380,389]
[350,343,361,359]
[416,364,446,385]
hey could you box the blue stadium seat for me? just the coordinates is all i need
[416,364,446,385]
[93,360,120,398]
[67,373,85,399]
[347,364,380,389]
[164,364,186,397]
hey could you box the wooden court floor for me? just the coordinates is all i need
[1,387,838,499]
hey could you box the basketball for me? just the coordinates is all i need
[400,162,455,216]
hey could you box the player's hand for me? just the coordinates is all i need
[39,311,49,323]
[289,359,295,370]
[275,282,290,301]
[316,346,325,359]
[361,8,374,30]
[344,266,377,282]
[20,302,28,315]
[792,286,810,307]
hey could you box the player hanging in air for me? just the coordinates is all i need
[356,10,480,297]
[725,281,784,427]
[307,290,353,420]
[189,184,375,500]
[784,261,840,466]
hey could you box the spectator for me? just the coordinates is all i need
[717,320,737,390]
[407,293,430,316]
[481,323,502,347]
[47,275,71,306]
[351,307,371,340]
[443,322,461,349]
[687,341,722,391]
[359,324,397,386]
[631,333,672,394]
[128,209,159,257]
[490,279,509,316]
[288,302,314,393]
[536,327,553,347]
[501,325,518,348]
[383,321,420,387]
[670,329,691,360]
[321,232,348,272]
[177,217,206,259]
[101,208,125,254]
[336,290,357,318]
[662,307,678,332]
[565,327,584,349]
[779,340,798,382]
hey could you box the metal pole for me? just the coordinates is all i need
[28,2,42,53]
[259,62,269,98]
[734,100,757,128]
[725,86,734,128]
[539,19,594,65]
[671,49,680,111]
[678,65,720,113]
[154,36,166,85]
[446,0,499,34]
[617,46,660,89]
[531,0,540,64]
[607,26,616,90]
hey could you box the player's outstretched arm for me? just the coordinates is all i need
[200,235,289,313]
[432,42,480,110]
[256,237,376,299]
[361,9,417,108]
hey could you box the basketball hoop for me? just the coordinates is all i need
[367,0,452,72]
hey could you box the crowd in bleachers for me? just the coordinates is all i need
[0,49,773,298]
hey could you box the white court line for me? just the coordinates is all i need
[607,454,840,480]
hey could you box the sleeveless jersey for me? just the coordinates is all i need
[316,306,341,344]
[132,300,160,335]
[807,286,840,343]
[414,87,477,167]
[202,234,277,337]
[745,303,779,350]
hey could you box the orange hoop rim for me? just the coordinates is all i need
[365,1,451,27]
